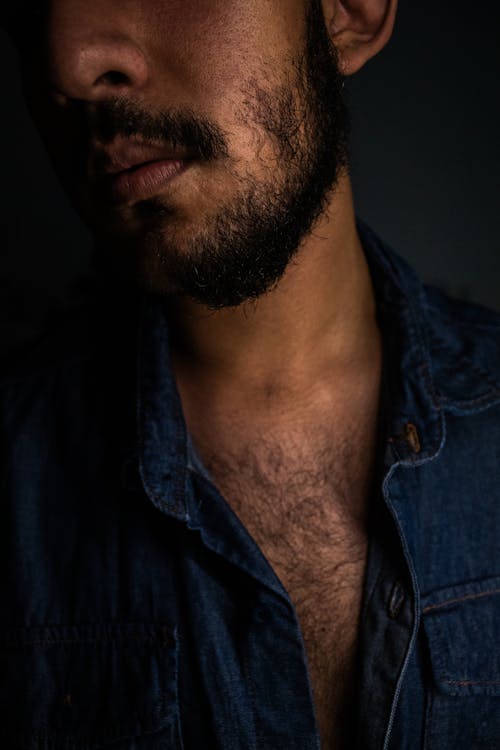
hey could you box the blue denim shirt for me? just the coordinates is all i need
[1,221,499,749]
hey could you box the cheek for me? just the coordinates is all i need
[144,0,302,105]
[153,11,250,105]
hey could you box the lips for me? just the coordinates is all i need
[91,138,193,205]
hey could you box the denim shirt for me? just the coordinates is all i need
[1,221,499,749]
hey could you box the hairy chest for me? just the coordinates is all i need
[202,425,371,582]
[201,428,372,748]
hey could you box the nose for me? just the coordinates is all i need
[47,3,150,104]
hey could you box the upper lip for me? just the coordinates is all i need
[91,138,192,177]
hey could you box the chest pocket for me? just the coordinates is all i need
[0,622,183,750]
[421,576,500,750]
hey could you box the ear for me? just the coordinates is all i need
[322,0,398,75]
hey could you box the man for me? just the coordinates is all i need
[1,1,499,748]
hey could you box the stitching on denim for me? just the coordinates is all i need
[29,718,174,745]
[441,384,500,406]
[441,678,500,686]
[0,624,176,649]
[440,390,500,410]
[4,623,179,745]
[422,586,500,613]
[1,636,175,648]
[442,391,500,405]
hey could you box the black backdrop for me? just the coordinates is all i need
[1,1,499,353]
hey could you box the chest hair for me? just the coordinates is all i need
[200,421,371,634]
[201,423,371,748]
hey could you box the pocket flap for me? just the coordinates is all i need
[0,622,179,747]
[421,577,500,697]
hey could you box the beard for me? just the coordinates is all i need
[91,0,349,309]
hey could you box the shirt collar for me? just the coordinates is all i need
[357,219,500,467]
[133,219,500,519]
[136,295,190,521]
[357,219,445,467]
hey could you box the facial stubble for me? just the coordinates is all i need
[95,0,349,309]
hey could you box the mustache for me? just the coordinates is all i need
[88,99,229,161]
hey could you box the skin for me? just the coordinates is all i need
[12,0,398,506]
[15,2,398,744]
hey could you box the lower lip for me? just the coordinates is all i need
[109,159,189,204]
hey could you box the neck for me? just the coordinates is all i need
[167,173,380,400]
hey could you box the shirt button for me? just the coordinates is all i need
[388,580,406,619]
[405,422,421,453]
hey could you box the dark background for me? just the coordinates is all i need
[1,2,499,353]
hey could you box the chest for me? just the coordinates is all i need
[203,431,371,749]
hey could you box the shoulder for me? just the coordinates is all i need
[423,283,500,338]
[358,218,500,413]
[420,284,500,413]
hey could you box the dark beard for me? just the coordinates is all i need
[94,0,349,309]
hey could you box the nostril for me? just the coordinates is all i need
[49,40,150,102]
[96,70,131,87]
